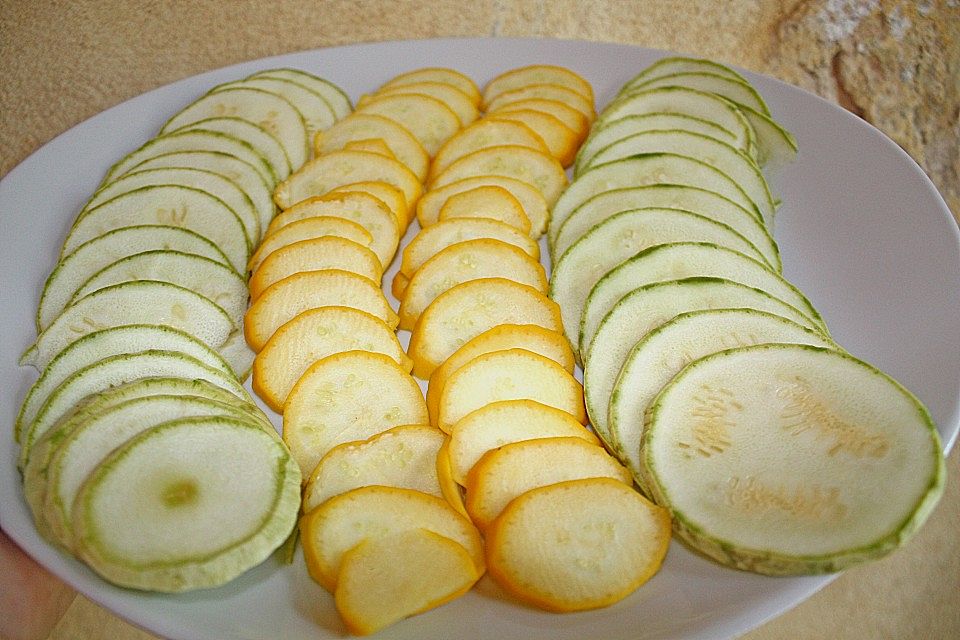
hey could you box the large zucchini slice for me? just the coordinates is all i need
[72,416,300,591]
[249,68,352,120]
[214,77,336,141]
[640,344,944,574]
[608,309,834,483]
[15,324,234,444]
[582,277,829,446]
[37,225,233,332]
[579,242,825,355]
[549,208,767,356]
[161,86,309,170]
[547,154,762,246]
[164,117,291,182]
[582,129,775,227]
[621,56,752,91]
[61,185,250,272]
[551,184,778,270]
[82,167,261,247]
[627,72,769,116]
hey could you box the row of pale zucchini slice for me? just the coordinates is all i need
[547,56,944,575]
[16,67,352,591]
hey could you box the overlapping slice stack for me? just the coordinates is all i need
[549,56,944,575]
[16,67,354,591]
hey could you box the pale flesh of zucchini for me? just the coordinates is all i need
[608,309,834,485]
[214,77,336,142]
[72,416,301,592]
[640,344,944,575]
[549,208,768,356]
[23,280,235,371]
[626,72,769,117]
[582,129,775,227]
[582,277,830,446]
[61,185,251,273]
[36,225,234,332]
[551,184,779,270]
[167,118,292,182]
[15,324,234,444]
[622,56,751,91]
[548,154,761,245]
[249,68,352,120]
[43,394,271,548]
[579,242,825,355]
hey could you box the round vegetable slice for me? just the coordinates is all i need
[436,186,532,236]
[380,67,480,106]
[609,309,834,483]
[167,117,292,183]
[483,65,594,105]
[430,118,550,181]
[374,81,479,128]
[302,424,444,512]
[247,215,372,274]
[485,478,670,612]
[282,351,427,480]
[640,344,944,574]
[415,174,549,236]
[72,416,301,592]
[354,93,461,157]
[315,113,429,182]
[485,83,595,125]
[249,68,352,120]
[299,485,484,591]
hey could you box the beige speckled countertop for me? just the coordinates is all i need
[2,1,958,639]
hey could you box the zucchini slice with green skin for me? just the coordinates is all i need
[70,250,248,329]
[166,117,292,181]
[20,349,250,467]
[608,309,834,486]
[161,86,308,171]
[15,324,235,444]
[574,113,744,175]
[102,129,275,187]
[548,154,762,248]
[551,185,779,271]
[592,87,755,160]
[582,277,829,447]
[626,72,769,117]
[43,394,273,549]
[249,68,352,120]
[640,344,945,575]
[582,129,775,228]
[213,77,336,143]
[733,101,798,173]
[72,416,301,592]
[128,150,276,238]
[621,56,752,91]
[579,242,825,355]
[549,208,768,357]
[23,280,235,371]
[81,167,261,248]
[61,185,251,272]
[217,329,256,382]
[36,225,234,332]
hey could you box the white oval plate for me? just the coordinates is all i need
[1,38,957,640]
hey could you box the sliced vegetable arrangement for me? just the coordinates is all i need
[12,54,946,638]
[16,66,351,591]
[551,56,944,577]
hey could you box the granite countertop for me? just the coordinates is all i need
[2,1,957,639]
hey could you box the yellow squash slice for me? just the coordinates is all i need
[299,485,484,591]
[482,64,594,105]
[328,180,411,230]
[373,81,479,127]
[436,185,532,235]
[425,323,574,425]
[447,399,599,485]
[354,93,461,157]
[266,191,401,270]
[436,349,586,432]
[485,478,670,612]
[248,237,382,300]
[464,436,630,529]
[488,110,580,168]
[274,149,422,211]
[407,278,563,379]
[252,306,411,412]
[334,528,481,636]
[380,67,481,106]
[429,118,549,181]
[283,352,427,481]
[490,98,590,143]
[302,424,444,512]
[244,269,398,352]
[343,137,396,158]
[485,83,595,124]
[428,145,567,206]
[398,239,547,331]
[436,437,470,518]
[314,113,429,182]
[247,216,373,274]
[415,175,549,237]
